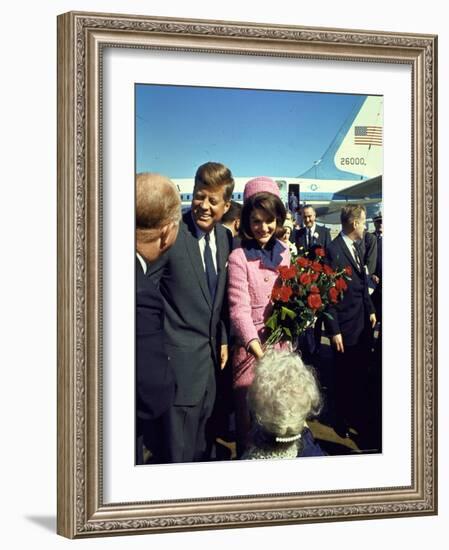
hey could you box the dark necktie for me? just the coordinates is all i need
[308,228,313,248]
[352,241,362,271]
[204,232,217,300]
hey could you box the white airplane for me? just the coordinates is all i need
[173,95,383,223]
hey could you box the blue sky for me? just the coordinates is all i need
[136,84,366,178]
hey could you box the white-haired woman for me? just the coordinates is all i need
[242,349,325,459]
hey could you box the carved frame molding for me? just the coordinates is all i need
[57,12,437,538]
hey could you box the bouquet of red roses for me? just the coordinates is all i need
[265,247,352,347]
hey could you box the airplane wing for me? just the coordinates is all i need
[315,195,382,224]
[313,174,382,223]
[334,175,382,198]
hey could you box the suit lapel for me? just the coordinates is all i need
[312,225,324,246]
[183,214,213,309]
[136,255,143,274]
[336,234,362,274]
[297,228,307,251]
[136,254,148,279]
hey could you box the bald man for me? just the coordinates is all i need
[135,172,181,464]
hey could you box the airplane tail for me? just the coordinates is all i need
[298,95,383,181]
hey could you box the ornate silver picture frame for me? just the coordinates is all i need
[57,11,437,538]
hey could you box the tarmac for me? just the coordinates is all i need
[143,330,381,463]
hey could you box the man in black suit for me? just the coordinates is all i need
[135,173,182,464]
[294,205,331,362]
[148,162,234,463]
[368,211,383,439]
[325,204,378,450]
[221,199,242,250]
[294,204,331,254]
[370,211,383,324]
[361,230,378,278]
[288,191,299,213]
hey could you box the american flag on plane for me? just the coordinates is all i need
[354,125,382,146]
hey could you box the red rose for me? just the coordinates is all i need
[286,266,297,280]
[271,286,282,300]
[296,256,311,268]
[344,265,353,276]
[315,248,326,257]
[278,265,296,281]
[278,266,288,280]
[323,264,334,276]
[310,272,320,282]
[307,293,322,310]
[299,272,312,285]
[328,287,339,303]
[335,278,348,291]
[279,285,293,302]
[310,284,320,294]
[311,261,323,273]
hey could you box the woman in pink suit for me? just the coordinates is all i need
[228,177,290,456]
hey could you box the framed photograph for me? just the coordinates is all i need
[57,11,437,538]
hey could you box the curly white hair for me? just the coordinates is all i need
[248,349,322,438]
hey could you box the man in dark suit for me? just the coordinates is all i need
[148,162,234,463]
[294,205,331,362]
[288,191,299,213]
[135,173,182,464]
[368,211,383,439]
[361,230,378,277]
[324,204,378,450]
[221,199,242,250]
[294,204,331,254]
[370,211,383,324]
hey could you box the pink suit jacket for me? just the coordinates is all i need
[228,241,291,351]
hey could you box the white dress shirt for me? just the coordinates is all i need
[136,251,147,274]
[306,224,317,247]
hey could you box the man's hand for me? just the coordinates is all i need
[220,344,229,370]
[332,333,344,353]
[370,313,377,328]
[371,274,380,285]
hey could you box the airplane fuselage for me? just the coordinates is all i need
[174,176,380,207]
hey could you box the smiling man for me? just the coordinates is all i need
[293,205,332,365]
[147,162,234,463]
[294,204,331,253]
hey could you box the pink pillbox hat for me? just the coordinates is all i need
[243,176,280,202]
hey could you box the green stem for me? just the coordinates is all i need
[264,326,283,347]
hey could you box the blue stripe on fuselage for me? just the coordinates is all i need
[180,190,380,203]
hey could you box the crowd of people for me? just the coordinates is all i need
[135,162,383,465]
